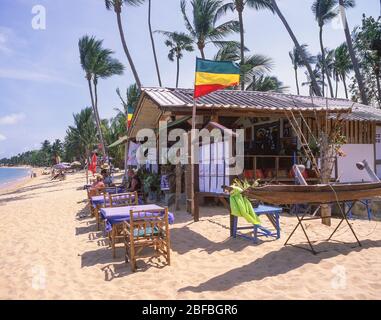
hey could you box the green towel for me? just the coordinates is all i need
[229,186,261,225]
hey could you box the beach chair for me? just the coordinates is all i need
[107,191,138,207]
[87,188,106,217]
[105,192,138,257]
[123,208,171,272]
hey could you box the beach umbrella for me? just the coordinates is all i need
[53,163,71,170]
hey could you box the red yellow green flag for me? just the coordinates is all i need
[127,105,133,128]
[194,58,240,98]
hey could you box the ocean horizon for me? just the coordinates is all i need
[0,167,31,188]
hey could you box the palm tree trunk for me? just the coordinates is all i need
[339,1,368,105]
[148,0,162,87]
[238,7,245,90]
[322,66,325,96]
[92,80,107,159]
[270,0,322,96]
[376,67,381,104]
[342,74,348,99]
[335,76,338,98]
[176,55,180,88]
[87,78,106,158]
[294,67,300,95]
[116,9,142,89]
[198,43,205,59]
[319,26,334,98]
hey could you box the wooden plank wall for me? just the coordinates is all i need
[300,118,375,144]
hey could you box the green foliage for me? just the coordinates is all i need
[350,15,381,106]
[180,0,240,55]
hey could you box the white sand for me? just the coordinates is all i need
[0,172,380,299]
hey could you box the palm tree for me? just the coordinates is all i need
[270,0,322,96]
[78,35,124,158]
[311,0,335,97]
[147,0,162,86]
[289,44,316,95]
[51,139,63,164]
[156,31,194,88]
[333,43,352,98]
[214,42,273,89]
[302,68,324,96]
[338,0,368,104]
[218,0,274,89]
[246,75,288,92]
[66,107,98,163]
[213,41,247,61]
[316,48,335,97]
[180,0,240,59]
[115,83,140,119]
[105,0,143,89]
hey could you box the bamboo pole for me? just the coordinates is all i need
[191,98,197,220]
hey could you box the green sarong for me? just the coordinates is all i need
[229,186,261,225]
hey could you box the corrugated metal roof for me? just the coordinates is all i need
[336,105,381,122]
[142,87,366,113]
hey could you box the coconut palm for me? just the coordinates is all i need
[302,68,324,96]
[333,43,352,98]
[115,84,140,118]
[156,31,194,88]
[65,107,98,163]
[214,42,273,89]
[213,41,247,61]
[270,0,322,96]
[246,75,288,92]
[338,0,368,104]
[105,0,143,89]
[78,35,124,158]
[147,0,162,86]
[312,0,335,97]
[180,0,240,59]
[217,0,274,89]
[289,44,316,95]
[312,0,354,98]
[51,139,63,164]
[316,48,335,97]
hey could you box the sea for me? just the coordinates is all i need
[0,167,31,189]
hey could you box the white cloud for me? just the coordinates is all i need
[0,68,81,87]
[0,113,26,125]
[0,134,6,141]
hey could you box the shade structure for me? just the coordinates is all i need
[108,136,128,148]
[53,163,71,170]
[70,161,82,168]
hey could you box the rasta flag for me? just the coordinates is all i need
[127,105,134,128]
[194,58,240,98]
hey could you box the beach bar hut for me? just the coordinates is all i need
[128,87,381,220]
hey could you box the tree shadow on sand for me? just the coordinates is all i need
[178,239,381,293]
[170,225,255,255]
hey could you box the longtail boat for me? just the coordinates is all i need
[242,182,381,205]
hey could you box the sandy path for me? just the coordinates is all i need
[0,172,380,299]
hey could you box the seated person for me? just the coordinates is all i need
[90,175,105,190]
[124,169,141,192]
[101,169,113,187]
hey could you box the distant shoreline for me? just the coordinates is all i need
[0,167,34,194]
[0,165,33,169]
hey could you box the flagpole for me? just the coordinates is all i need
[191,97,197,218]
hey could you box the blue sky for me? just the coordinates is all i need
[0,0,379,158]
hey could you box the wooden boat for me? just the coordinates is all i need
[242,182,381,205]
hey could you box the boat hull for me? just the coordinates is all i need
[243,182,381,205]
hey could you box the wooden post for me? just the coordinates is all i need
[175,149,182,211]
[191,98,197,219]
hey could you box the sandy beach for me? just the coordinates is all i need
[0,171,380,300]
